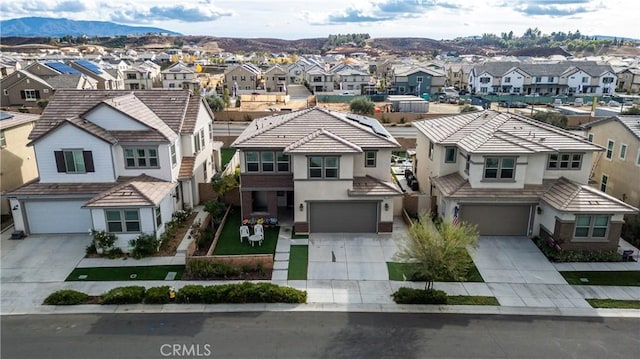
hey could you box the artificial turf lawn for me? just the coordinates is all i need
[387,251,484,282]
[288,245,308,280]
[446,296,499,305]
[560,271,640,286]
[586,299,640,309]
[213,208,278,255]
[66,265,184,281]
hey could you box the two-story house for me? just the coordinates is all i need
[390,66,445,96]
[305,66,335,93]
[413,110,637,251]
[224,64,262,94]
[6,90,215,250]
[0,111,39,220]
[581,115,640,212]
[231,107,403,234]
[616,68,640,93]
[123,61,162,90]
[161,62,200,91]
[263,65,287,92]
[69,60,123,90]
[333,65,371,94]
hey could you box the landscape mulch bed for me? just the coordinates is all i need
[156,212,198,256]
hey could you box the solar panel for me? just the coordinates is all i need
[74,60,103,74]
[345,114,389,137]
[44,61,81,74]
[0,112,14,121]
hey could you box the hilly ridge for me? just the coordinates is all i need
[0,17,181,37]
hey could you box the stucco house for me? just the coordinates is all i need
[6,90,215,250]
[413,110,637,251]
[224,64,262,94]
[161,62,200,91]
[231,107,403,234]
[263,65,287,93]
[0,111,40,219]
[581,115,640,212]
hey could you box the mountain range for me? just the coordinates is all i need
[0,17,181,37]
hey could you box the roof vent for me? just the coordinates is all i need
[539,137,546,142]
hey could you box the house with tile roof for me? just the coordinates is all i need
[5,90,216,250]
[581,115,640,213]
[413,110,637,251]
[231,107,403,234]
[161,62,200,91]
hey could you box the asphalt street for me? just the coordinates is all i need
[2,312,638,358]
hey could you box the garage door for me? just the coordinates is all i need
[309,202,378,233]
[460,204,531,236]
[25,200,92,234]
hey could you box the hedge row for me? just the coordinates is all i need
[392,287,448,304]
[43,283,306,305]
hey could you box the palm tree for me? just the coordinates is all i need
[394,212,479,291]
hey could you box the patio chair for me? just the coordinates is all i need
[239,225,250,243]
[249,224,264,246]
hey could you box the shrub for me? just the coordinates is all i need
[91,230,116,252]
[186,260,241,280]
[144,286,171,304]
[106,247,124,259]
[392,287,447,304]
[44,290,88,305]
[205,200,227,224]
[85,242,97,255]
[349,97,375,115]
[101,286,146,304]
[532,237,621,262]
[460,104,478,113]
[176,285,206,303]
[172,210,190,223]
[129,233,160,259]
[176,282,306,304]
[198,229,213,250]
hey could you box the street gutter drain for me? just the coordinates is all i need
[130,274,137,279]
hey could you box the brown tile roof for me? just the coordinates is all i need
[84,174,175,208]
[284,129,362,153]
[542,177,638,213]
[232,107,399,150]
[5,177,129,197]
[28,89,193,141]
[0,111,39,131]
[178,156,195,180]
[413,110,603,154]
[432,172,552,201]
[180,95,211,134]
[349,176,403,197]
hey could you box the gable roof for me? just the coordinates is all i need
[28,90,203,142]
[0,111,39,131]
[284,129,362,153]
[83,174,175,208]
[581,115,640,141]
[231,107,399,150]
[413,110,603,154]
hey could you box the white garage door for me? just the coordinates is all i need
[25,200,92,234]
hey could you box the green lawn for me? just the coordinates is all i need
[221,148,236,169]
[213,208,278,255]
[586,299,640,309]
[447,296,499,306]
[288,245,308,280]
[66,265,184,281]
[387,251,483,282]
[560,271,640,286]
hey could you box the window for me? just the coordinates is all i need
[602,77,614,84]
[582,76,589,83]
[208,122,214,141]
[232,75,237,81]
[504,77,511,83]
[548,153,582,169]
[416,76,423,83]
[428,141,434,160]
[574,215,609,238]
[587,133,594,142]
[261,152,274,172]
[365,151,376,167]
[619,144,627,160]
[445,147,457,163]
[535,76,542,83]
[168,83,176,88]
[193,133,201,153]
[245,151,259,172]
[0,130,5,147]
[2,89,7,95]
[637,148,640,167]
[277,152,289,172]
[548,76,554,82]
[483,157,516,180]
[20,89,39,101]
[155,207,162,226]
[127,73,137,80]
[606,140,614,159]
[480,87,487,93]
[170,144,177,167]
[308,156,339,179]
[241,76,246,81]
[106,209,140,233]
[600,174,608,192]
[54,150,94,173]
[124,147,158,168]
[199,128,205,149]
[479,77,490,84]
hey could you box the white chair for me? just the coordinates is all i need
[239,225,250,243]
[249,224,264,246]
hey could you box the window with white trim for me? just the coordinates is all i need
[574,215,609,238]
[155,207,162,226]
[364,151,376,167]
[600,174,608,192]
[170,144,177,167]
[606,140,614,159]
[428,141,434,160]
[308,156,339,179]
[63,150,86,173]
[261,151,274,172]
[277,152,289,172]
[245,151,259,172]
[619,144,627,160]
[483,157,516,180]
[0,130,5,147]
[124,147,158,168]
[444,147,457,163]
[106,209,140,233]
[547,153,582,170]
[587,133,594,142]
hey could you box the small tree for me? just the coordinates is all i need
[349,96,375,115]
[460,105,478,113]
[206,94,226,112]
[204,200,227,225]
[211,172,238,195]
[532,111,568,129]
[621,105,640,115]
[393,212,479,291]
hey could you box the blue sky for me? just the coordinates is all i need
[1,0,637,40]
